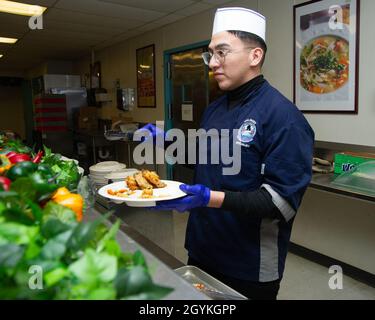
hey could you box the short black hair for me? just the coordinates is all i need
[228,30,267,67]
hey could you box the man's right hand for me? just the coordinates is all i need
[139,123,165,147]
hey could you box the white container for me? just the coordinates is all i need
[105,169,139,182]
[60,156,79,165]
[93,161,119,167]
[89,162,126,173]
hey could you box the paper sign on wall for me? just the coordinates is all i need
[181,104,193,122]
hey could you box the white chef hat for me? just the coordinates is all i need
[212,7,266,42]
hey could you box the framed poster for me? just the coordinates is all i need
[136,44,156,108]
[294,0,360,113]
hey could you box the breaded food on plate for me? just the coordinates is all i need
[134,172,153,190]
[125,175,139,191]
[142,170,167,188]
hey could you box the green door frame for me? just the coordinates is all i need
[163,40,209,179]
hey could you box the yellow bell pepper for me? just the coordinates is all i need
[0,155,12,175]
[52,187,83,222]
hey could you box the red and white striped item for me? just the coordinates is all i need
[34,95,68,132]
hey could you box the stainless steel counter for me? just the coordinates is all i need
[311,141,375,203]
[310,173,375,203]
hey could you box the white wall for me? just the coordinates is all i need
[291,188,375,274]
[74,0,375,146]
[255,1,375,275]
[259,0,375,147]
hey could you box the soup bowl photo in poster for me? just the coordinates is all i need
[294,0,360,113]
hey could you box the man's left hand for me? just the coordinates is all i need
[152,184,211,212]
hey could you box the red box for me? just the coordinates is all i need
[34,94,68,132]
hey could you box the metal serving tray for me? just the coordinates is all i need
[175,266,247,300]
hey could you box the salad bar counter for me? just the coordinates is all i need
[0,134,209,300]
[1,133,246,300]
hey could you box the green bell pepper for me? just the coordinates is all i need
[37,164,55,181]
[29,172,58,196]
[6,161,38,181]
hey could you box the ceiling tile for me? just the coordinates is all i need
[173,2,213,17]
[0,31,26,39]
[148,13,186,28]
[23,28,109,42]
[201,0,234,5]
[0,13,30,25]
[55,0,165,21]
[0,24,29,36]
[131,22,161,34]
[5,46,88,61]
[16,0,57,7]
[98,0,196,13]
[22,30,91,42]
[0,43,12,51]
[43,19,125,36]
[14,35,94,51]
[44,8,143,30]
[93,30,144,50]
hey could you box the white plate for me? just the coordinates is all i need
[98,180,186,207]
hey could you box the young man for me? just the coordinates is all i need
[150,7,315,300]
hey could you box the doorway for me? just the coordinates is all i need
[164,41,223,181]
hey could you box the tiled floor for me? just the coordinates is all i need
[279,253,375,300]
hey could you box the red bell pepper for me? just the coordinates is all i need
[6,151,17,158]
[6,152,32,164]
[0,176,11,191]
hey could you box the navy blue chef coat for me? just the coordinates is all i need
[185,80,314,282]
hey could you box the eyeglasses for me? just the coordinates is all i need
[201,47,256,66]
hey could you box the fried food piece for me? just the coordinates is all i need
[134,172,153,190]
[108,188,129,196]
[126,175,139,191]
[107,189,116,195]
[141,188,153,199]
[193,283,205,290]
[142,170,167,188]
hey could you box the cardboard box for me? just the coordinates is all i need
[111,115,133,124]
[78,107,98,130]
[79,106,97,117]
[334,152,375,174]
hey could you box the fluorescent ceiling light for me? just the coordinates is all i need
[0,54,3,58]
[0,37,18,44]
[0,0,47,16]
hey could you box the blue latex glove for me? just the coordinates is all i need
[152,184,211,213]
[139,123,165,146]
